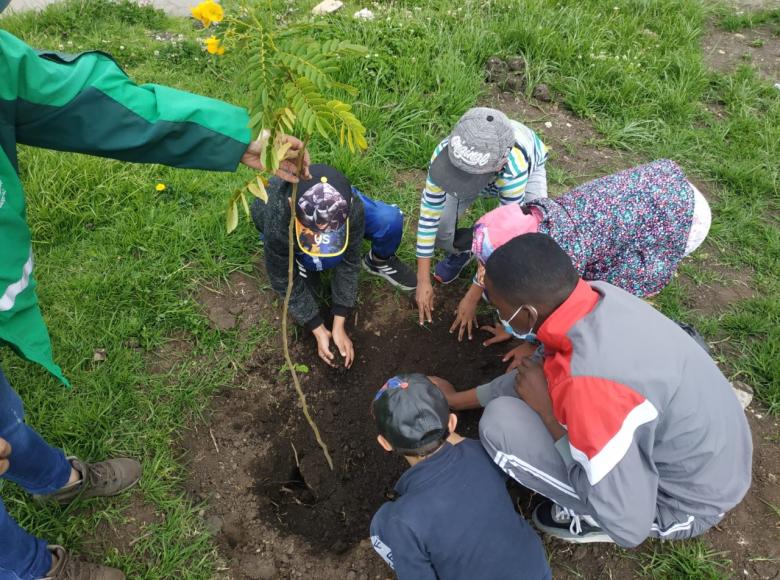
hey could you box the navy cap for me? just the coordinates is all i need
[294,164,353,258]
[0,0,11,13]
[372,373,450,455]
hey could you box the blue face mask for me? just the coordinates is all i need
[499,304,539,344]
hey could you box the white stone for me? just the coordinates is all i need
[312,0,343,15]
[544,121,553,128]
[354,8,374,20]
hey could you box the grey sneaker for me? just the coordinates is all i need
[42,545,124,580]
[34,457,141,505]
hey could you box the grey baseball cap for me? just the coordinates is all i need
[429,107,515,196]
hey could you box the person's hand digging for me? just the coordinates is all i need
[313,324,336,367]
[503,341,539,373]
[416,281,435,325]
[0,437,11,476]
[450,290,480,341]
[332,317,355,369]
[240,133,311,182]
[480,321,512,346]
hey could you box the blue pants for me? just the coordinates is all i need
[357,190,403,259]
[0,368,70,580]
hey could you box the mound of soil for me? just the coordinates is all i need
[249,288,504,552]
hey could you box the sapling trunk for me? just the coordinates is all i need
[280,140,334,471]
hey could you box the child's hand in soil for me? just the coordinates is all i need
[0,437,10,475]
[503,341,539,373]
[450,286,481,341]
[331,325,354,369]
[416,281,435,325]
[312,324,336,367]
[479,322,512,346]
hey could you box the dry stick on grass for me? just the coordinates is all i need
[280,140,334,470]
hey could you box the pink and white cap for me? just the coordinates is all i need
[472,204,541,265]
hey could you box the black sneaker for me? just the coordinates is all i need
[532,500,614,544]
[363,253,417,291]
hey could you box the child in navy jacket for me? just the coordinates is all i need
[369,373,551,580]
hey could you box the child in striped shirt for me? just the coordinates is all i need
[415,107,548,325]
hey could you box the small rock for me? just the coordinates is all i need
[506,55,525,72]
[353,8,374,20]
[485,56,507,83]
[503,73,526,93]
[532,83,553,102]
[774,83,780,91]
[734,32,745,39]
[544,121,553,128]
[92,348,107,362]
[312,0,343,14]
[204,515,223,535]
[732,381,753,410]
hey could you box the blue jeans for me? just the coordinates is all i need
[356,190,403,259]
[0,368,71,580]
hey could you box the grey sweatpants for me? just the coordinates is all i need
[476,373,722,543]
[434,166,548,255]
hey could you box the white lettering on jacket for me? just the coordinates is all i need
[450,135,491,167]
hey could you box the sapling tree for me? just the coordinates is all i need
[193,0,368,468]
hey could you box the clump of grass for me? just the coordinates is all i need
[638,540,732,579]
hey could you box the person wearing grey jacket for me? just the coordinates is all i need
[251,164,416,368]
[471,233,752,547]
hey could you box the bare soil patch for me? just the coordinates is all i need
[702,25,780,81]
[678,244,756,317]
[176,267,780,579]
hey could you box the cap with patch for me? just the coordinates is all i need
[429,107,515,196]
[294,164,353,258]
[372,373,450,456]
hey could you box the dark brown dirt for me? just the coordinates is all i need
[702,24,780,81]
[176,264,780,579]
[181,285,507,579]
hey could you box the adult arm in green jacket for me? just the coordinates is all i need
[0,29,308,178]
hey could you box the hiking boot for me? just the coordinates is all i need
[34,457,141,505]
[42,545,124,580]
[363,252,417,291]
[433,252,474,284]
[532,500,614,544]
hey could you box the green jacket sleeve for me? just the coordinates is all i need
[0,30,251,171]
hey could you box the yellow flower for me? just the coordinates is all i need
[191,0,224,27]
[204,35,226,56]
[155,183,166,192]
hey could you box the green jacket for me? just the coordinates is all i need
[0,30,251,385]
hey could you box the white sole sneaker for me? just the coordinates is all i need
[362,257,416,291]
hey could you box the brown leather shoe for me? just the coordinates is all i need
[34,457,141,505]
[42,546,124,580]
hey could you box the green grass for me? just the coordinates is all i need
[0,0,778,576]
[638,540,733,579]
